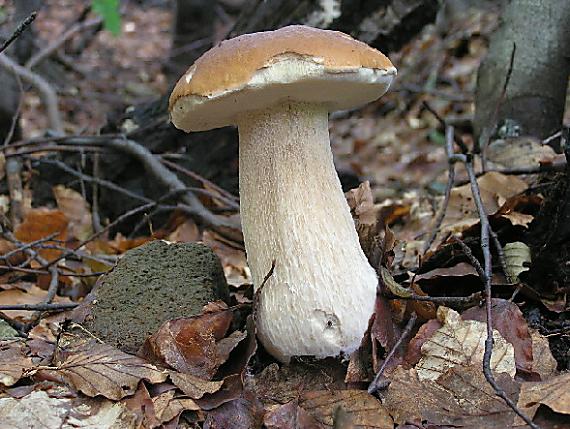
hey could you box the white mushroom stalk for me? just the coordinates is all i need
[237,100,379,361]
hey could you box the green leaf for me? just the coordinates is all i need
[91,0,121,36]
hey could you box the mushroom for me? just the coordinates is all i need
[169,25,396,362]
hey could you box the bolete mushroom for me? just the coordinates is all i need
[169,25,396,362]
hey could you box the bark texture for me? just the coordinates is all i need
[474,0,570,141]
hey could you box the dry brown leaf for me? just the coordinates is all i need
[139,310,233,379]
[416,307,515,381]
[167,219,201,243]
[385,366,520,428]
[462,299,533,375]
[169,371,223,399]
[518,373,570,420]
[264,401,326,429]
[0,390,140,428]
[300,390,393,429]
[203,393,265,429]
[441,172,528,236]
[14,208,68,263]
[53,185,93,241]
[151,389,201,424]
[38,340,167,400]
[202,230,250,287]
[0,341,34,387]
[0,285,72,321]
[414,262,478,281]
[486,137,556,171]
[528,329,558,380]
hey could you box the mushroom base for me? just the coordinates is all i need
[237,101,378,362]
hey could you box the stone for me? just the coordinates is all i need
[83,240,229,353]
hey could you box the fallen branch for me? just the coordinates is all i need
[368,312,418,394]
[0,12,37,54]
[0,302,77,311]
[0,53,63,133]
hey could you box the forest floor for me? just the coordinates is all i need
[0,1,569,428]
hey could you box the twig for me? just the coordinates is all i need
[102,138,241,234]
[0,12,37,54]
[422,101,469,154]
[479,42,516,170]
[0,53,63,134]
[463,148,539,429]
[368,312,417,394]
[385,291,483,307]
[489,229,507,277]
[0,302,77,311]
[452,236,486,281]
[26,17,102,69]
[423,126,457,253]
[0,311,26,334]
[253,259,276,324]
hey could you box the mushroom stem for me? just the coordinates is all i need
[237,100,378,362]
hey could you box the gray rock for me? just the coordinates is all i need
[84,240,229,353]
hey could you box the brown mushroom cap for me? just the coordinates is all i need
[169,25,396,132]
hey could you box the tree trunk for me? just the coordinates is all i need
[474,0,570,143]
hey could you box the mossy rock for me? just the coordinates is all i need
[84,240,229,353]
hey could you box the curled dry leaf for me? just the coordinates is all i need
[503,242,531,283]
[441,172,528,237]
[37,340,167,401]
[528,328,558,380]
[139,310,233,379]
[385,365,520,428]
[169,371,223,399]
[300,390,393,429]
[264,401,325,429]
[416,307,515,381]
[518,372,570,421]
[0,341,34,387]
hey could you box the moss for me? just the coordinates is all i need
[85,240,229,353]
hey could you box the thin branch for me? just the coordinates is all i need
[0,53,63,133]
[422,101,469,154]
[368,312,418,394]
[26,17,102,69]
[0,302,77,311]
[423,126,457,253]
[0,12,37,54]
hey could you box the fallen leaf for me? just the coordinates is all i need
[0,341,34,387]
[169,371,223,399]
[528,328,558,380]
[14,208,68,263]
[139,310,233,379]
[0,390,141,428]
[38,339,167,400]
[0,285,72,320]
[518,373,570,420]
[414,262,479,281]
[300,390,393,429]
[462,299,533,376]
[503,242,531,283]
[385,366,520,428]
[151,389,201,424]
[403,318,442,368]
[264,401,325,429]
[441,172,528,237]
[416,307,515,381]
[486,137,556,171]
[203,393,264,429]
[53,185,93,241]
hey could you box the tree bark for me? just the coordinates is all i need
[474,0,570,142]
